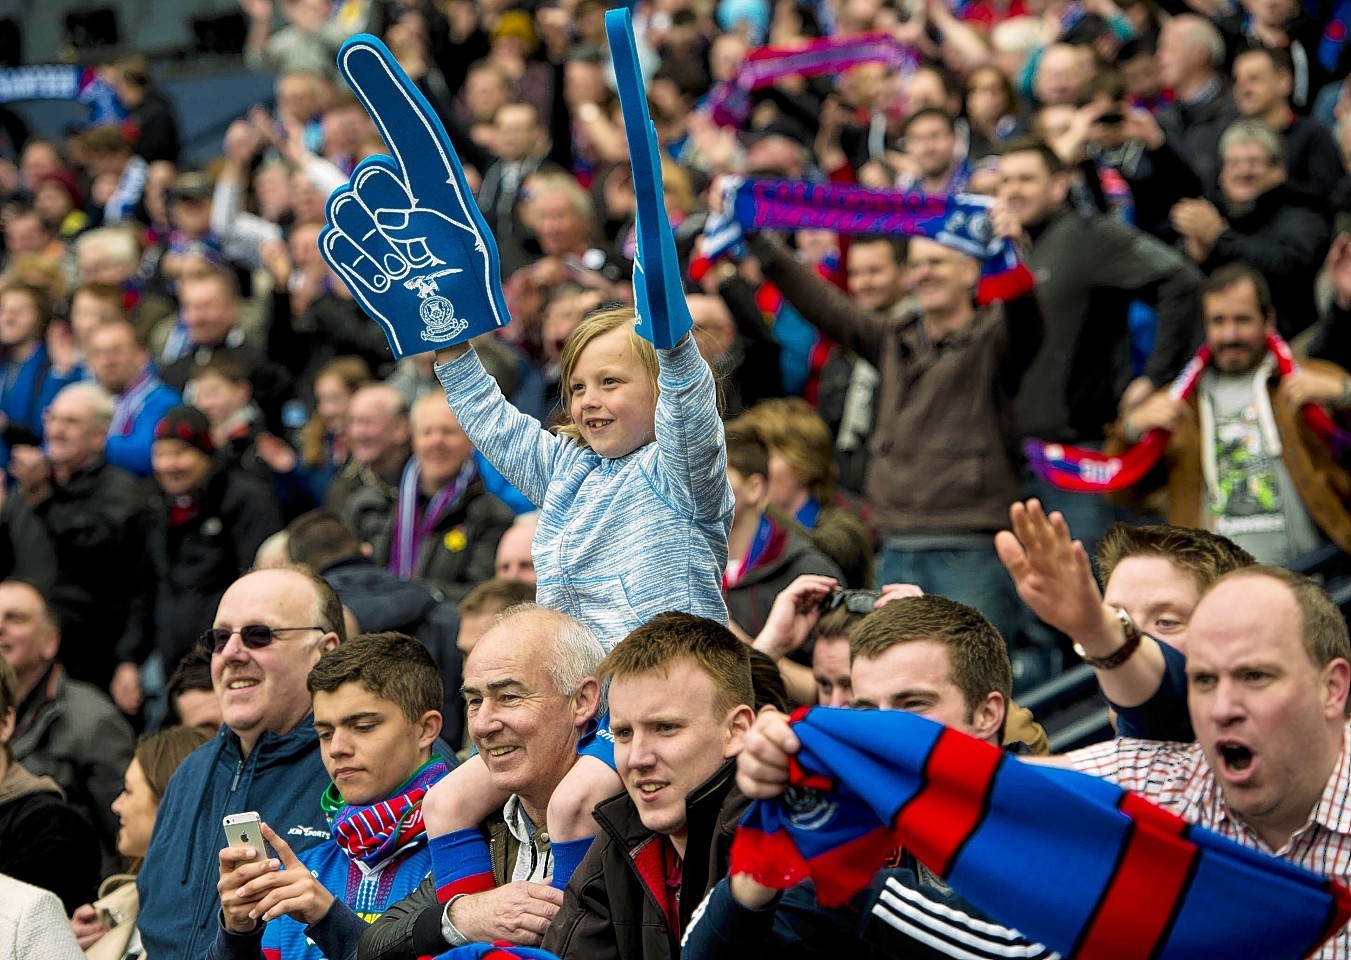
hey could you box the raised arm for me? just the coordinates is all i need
[435,341,576,511]
[994,499,1170,710]
[651,334,734,523]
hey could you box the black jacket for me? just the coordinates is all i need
[1156,83,1238,188]
[1203,183,1331,339]
[372,477,514,605]
[542,760,750,960]
[120,464,283,671]
[12,663,136,877]
[320,556,464,746]
[0,761,100,914]
[1018,207,1203,444]
[5,459,150,686]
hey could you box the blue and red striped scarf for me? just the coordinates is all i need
[429,946,560,960]
[1024,333,1351,492]
[704,33,918,128]
[704,178,1033,306]
[322,757,449,867]
[731,708,1351,959]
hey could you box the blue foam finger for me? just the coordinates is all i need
[319,36,510,358]
[604,8,693,349]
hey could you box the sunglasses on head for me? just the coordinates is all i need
[201,625,325,654]
[819,589,882,615]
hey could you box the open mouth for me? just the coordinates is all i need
[1218,742,1254,773]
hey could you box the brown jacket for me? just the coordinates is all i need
[750,234,1042,535]
[1107,358,1351,554]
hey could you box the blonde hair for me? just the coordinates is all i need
[555,306,659,447]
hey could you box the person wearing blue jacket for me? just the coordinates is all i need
[135,567,348,960]
[86,317,181,478]
[211,633,455,960]
[0,282,79,470]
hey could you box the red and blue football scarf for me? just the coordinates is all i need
[730,708,1351,960]
[322,757,449,867]
[704,178,1033,306]
[1024,332,1351,492]
[704,33,917,128]
[429,945,560,960]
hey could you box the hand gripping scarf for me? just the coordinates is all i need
[1024,332,1351,493]
[323,756,449,867]
[730,707,1351,960]
[704,33,918,129]
[704,177,1034,305]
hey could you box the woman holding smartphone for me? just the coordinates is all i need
[71,725,213,959]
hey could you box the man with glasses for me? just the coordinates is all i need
[136,566,347,959]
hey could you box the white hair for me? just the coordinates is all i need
[54,381,114,430]
[490,603,605,704]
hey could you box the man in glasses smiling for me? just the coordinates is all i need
[136,567,346,960]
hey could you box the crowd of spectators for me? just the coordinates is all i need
[5,0,1351,954]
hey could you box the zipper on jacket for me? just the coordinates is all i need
[231,758,243,792]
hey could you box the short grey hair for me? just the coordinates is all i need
[489,603,606,703]
[1177,14,1226,68]
[1220,118,1284,166]
[55,381,115,430]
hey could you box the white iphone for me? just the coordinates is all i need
[222,811,268,866]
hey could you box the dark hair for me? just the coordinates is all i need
[286,509,363,573]
[187,354,250,385]
[599,612,753,719]
[1235,44,1294,77]
[1077,69,1127,106]
[747,648,790,713]
[903,106,957,137]
[307,631,442,723]
[1000,136,1066,176]
[165,646,214,723]
[724,422,769,481]
[1202,262,1275,317]
[815,602,871,642]
[850,596,1012,731]
[849,234,907,264]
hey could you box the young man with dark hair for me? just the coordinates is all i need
[213,632,453,960]
[998,136,1203,551]
[543,612,756,960]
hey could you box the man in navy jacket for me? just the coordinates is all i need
[136,567,346,959]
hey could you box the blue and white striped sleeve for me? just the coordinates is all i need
[435,345,578,509]
[652,333,732,523]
